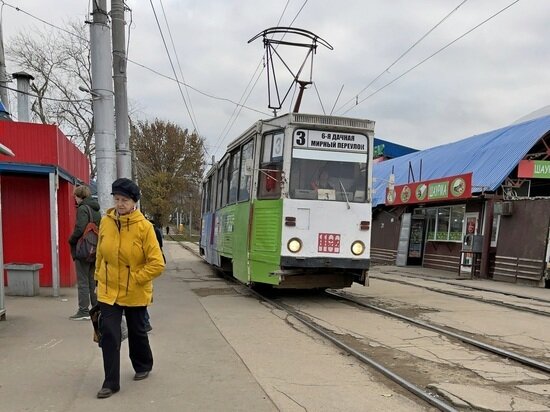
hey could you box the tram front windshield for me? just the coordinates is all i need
[289,151,368,203]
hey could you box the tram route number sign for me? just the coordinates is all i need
[318,233,341,253]
[294,129,369,153]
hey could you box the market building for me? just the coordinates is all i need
[371,115,550,287]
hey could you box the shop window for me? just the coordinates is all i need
[426,204,465,242]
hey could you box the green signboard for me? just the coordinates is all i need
[518,160,550,179]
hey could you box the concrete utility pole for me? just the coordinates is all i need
[90,0,117,213]
[111,0,132,179]
[0,20,10,110]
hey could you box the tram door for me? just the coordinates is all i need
[407,211,426,265]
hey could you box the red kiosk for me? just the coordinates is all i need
[0,121,90,297]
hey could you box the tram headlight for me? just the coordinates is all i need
[287,238,302,253]
[351,241,365,256]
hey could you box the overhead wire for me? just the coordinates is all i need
[149,0,199,134]
[336,0,469,115]
[211,0,293,158]
[342,0,520,115]
[212,0,309,158]
[158,0,200,139]
[0,1,268,120]
[0,84,89,102]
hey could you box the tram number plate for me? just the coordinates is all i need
[318,233,341,253]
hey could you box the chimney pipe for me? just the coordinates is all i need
[12,71,35,122]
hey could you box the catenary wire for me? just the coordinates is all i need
[336,0,469,115]
[0,84,89,103]
[149,0,199,134]
[212,0,309,158]
[342,0,520,115]
[159,0,200,140]
[0,1,268,120]
[211,0,293,158]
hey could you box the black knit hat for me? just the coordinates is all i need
[111,178,141,202]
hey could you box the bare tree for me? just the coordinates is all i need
[7,22,95,177]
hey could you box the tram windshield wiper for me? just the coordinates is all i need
[338,178,351,209]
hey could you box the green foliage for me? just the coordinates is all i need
[132,119,205,226]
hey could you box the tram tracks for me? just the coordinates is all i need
[178,241,550,410]
[271,290,550,411]
[371,273,550,316]
[245,287,458,412]
[326,290,550,374]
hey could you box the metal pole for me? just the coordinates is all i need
[111,0,132,179]
[0,176,6,319]
[90,0,117,213]
[0,20,10,110]
[49,171,60,297]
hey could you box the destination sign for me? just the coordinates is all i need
[293,129,369,153]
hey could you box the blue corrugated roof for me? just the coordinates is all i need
[374,137,418,158]
[373,115,550,206]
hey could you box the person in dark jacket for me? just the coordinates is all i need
[68,185,102,320]
[143,219,165,332]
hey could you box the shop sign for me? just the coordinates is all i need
[385,172,472,205]
[518,160,550,179]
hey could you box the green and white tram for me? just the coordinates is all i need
[200,113,374,289]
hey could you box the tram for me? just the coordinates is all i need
[200,112,374,289]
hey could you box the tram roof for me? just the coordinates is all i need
[372,115,550,207]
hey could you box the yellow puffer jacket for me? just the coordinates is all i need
[94,207,165,306]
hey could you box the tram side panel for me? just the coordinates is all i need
[248,199,283,285]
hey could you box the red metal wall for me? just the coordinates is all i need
[1,175,77,287]
[0,122,90,183]
[2,175,52,285]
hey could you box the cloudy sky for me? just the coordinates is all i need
[2,0,549,160]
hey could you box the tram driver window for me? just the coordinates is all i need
[290,158,366,202]
[258,132,283,199]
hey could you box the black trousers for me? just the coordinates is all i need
[98,302,153,390]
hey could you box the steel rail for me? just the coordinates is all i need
[370,275,550,317]
[372,273,550,305]
[327,290,550,375]
[242,289,458,412]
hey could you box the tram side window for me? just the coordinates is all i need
[238,140,254,202]
[258,132,283,200]
[201,181,208,214]
[228,150,241,204]
[206,178,212,212]
[221,161,229,207]
[216,167,224,209]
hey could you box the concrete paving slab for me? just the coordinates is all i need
[0,243,276,412]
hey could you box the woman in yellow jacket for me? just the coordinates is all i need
[95,178,165,399]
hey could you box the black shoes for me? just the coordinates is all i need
[97,371,150,398]
[97,387,119,399]
[133,371,150,381]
